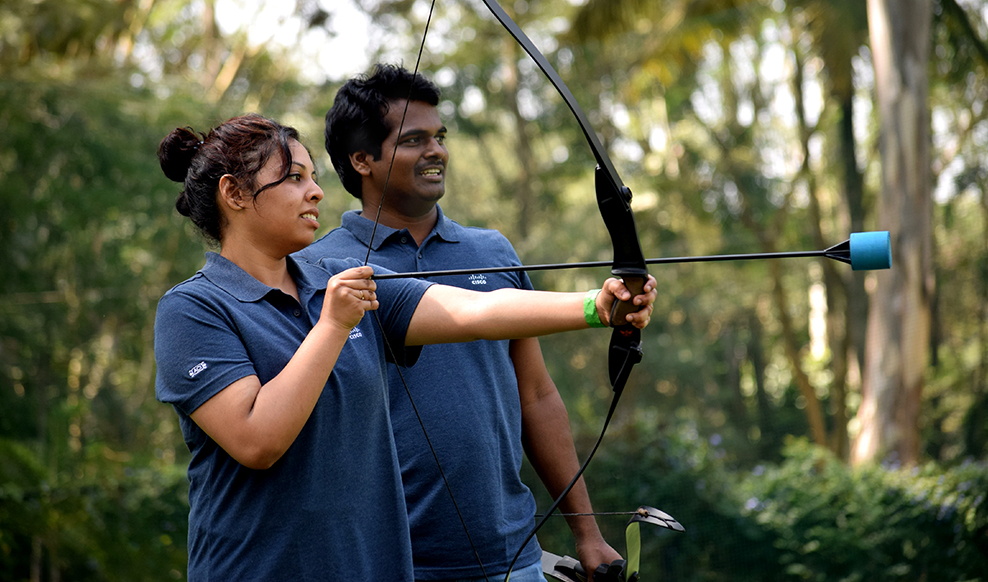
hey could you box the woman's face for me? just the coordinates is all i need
[246,139,324,256]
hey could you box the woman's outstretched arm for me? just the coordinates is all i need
[405,275,656,346]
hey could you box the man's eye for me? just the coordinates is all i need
[436,135,446,145]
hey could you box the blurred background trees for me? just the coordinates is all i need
[1,0,986,580]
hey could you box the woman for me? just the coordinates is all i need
[154,113,656,581]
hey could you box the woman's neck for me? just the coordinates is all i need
[221,242,299,301]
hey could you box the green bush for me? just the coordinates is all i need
[541,425,988,582]
[0,439,189,582]
[739,439,988,582]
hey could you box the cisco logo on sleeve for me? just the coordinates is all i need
[188,361,208,378]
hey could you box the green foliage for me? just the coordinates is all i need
[0,73,204,581]
[1,0,986,580]
[531,432,988,582]
[739,440,988,581]
[0,438,189,581]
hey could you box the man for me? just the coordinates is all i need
[296,64,622,581]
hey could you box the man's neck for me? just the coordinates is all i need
[359,203,439,246]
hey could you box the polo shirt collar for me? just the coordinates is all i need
[199,252,325,303]
[341,204,461,250]
[431,206,460,243]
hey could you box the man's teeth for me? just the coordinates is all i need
[421,168,442,176]
[301,213,317,220]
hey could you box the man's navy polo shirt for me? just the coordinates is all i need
[296,207,543,579]
[154,252,431,581]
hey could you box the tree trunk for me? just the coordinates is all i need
[502,39,536,239]
[770,259,829,448]
[851,0,934,466]
[840,100,870,378]
[749,315,774,457]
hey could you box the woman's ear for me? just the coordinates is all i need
[218,174,247,210]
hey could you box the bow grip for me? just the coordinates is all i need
[608,270,647,326]
[594,167,648,327]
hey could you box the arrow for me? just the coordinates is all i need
[372,231,892,280]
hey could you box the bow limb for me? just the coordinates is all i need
[477,0,649,396]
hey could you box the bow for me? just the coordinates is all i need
[474,2,649,579]
[368,1,651,580]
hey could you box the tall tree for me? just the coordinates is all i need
[852,0,934,466]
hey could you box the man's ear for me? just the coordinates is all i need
[349,151,374,177]
[218,174,247,210]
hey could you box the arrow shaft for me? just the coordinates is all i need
[371,249,829,280]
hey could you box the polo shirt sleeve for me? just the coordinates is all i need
[154,287,257,416]
[493,231,534,291]
[375,278,431,367]
[308,258,434,366]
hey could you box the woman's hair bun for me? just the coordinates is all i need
[174,191,192,216]
[158,126,204,183]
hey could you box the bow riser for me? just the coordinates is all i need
[595,167,648,325]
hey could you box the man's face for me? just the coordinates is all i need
[360,99,448,216]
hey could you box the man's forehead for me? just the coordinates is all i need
[384,99,443,131]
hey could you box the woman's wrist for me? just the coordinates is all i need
[584,289,607,328]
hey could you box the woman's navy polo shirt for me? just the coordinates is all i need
[297,207,543,578]
[154,252,431,581]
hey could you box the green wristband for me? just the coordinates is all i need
[584,289,607,328]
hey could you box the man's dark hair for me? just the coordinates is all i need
[325,63,442,198]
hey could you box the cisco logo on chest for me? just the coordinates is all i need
[468,274,487,286]
[349,326,363,340]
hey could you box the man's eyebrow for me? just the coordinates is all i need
[398,126,448,140]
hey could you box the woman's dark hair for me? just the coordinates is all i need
[157,113,301,244]
[325,64,441,198]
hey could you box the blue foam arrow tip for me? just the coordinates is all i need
[850,231,891,271]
